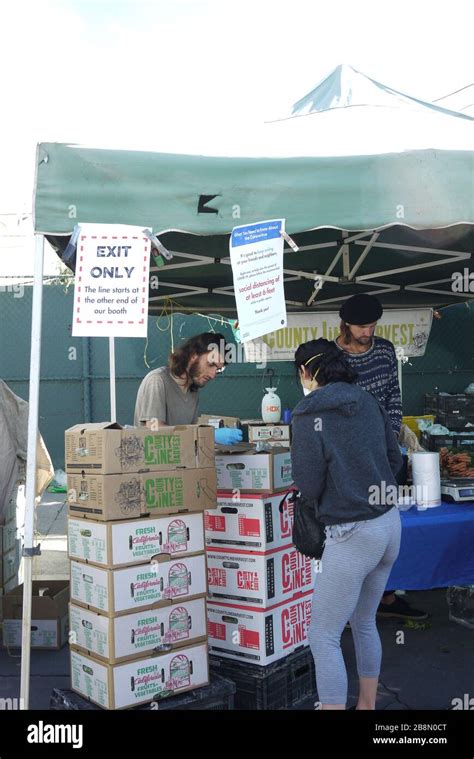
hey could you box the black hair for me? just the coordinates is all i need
[169,332,228,391]
[294,338,358,386]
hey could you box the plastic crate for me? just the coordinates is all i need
[287,646,316,705]
[210,646,315,710]
[437,394,474,416]
[50,674,236,711]
[424,393,439,414]
[421,431,474,452]
[436,410,474,431]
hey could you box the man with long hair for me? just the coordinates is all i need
[134,332,242,444]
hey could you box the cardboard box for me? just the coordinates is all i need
[143,469,217,516]
[70,642,209,709]
[198,415,241,429]
[70,554,208,616]
[67,468,217,521]
[253,441,291,450]
[206,546,312,607]
[215,450,292,493]
[242,420,291,443]
[2,581,69,650]
[207,591,312,665]
[205,490,294,550]
[68,514,205,568]
[69,596,208,663]
[65,423,215,474]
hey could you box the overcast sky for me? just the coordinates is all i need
[0,0,472,271]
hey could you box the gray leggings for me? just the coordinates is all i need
[308,506,401,705]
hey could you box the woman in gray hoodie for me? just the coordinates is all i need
[291,338,402,711]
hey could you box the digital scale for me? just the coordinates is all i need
[441,479,474,503]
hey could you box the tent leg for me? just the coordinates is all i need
[20,234,45,710]
[109,337,116,423]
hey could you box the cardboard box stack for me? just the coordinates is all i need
[206,445,313,669]
[66,423,217,710]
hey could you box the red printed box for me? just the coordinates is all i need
[208,591,312,665]
[206,545,313,608]
[205,490,294,551]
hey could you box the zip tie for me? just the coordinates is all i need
[281,231,299,252]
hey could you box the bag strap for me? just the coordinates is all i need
[279,486,322,521]
[278,485,298,513]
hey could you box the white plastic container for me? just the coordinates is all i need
[261,388,281,424]
[411,452,441,509]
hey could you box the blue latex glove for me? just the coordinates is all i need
[214,428,243,445]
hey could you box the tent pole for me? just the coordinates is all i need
[20,233,45,710]
[109,337,116,423]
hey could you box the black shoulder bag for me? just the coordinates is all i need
[285,489,326,560]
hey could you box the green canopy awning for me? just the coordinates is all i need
[34,65,474,313]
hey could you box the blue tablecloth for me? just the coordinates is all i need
[387,500,474,590]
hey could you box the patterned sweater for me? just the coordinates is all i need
[334,336,402,435]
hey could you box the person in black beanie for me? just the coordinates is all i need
[335,293,427,621]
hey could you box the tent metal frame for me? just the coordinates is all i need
[147,233,473,310]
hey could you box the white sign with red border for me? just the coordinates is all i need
[72,224,151,337]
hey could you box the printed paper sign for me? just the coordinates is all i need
[230,219,287,342]
[72,224,151,337]
[244,309,433,361]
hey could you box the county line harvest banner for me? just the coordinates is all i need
[244,309,433,361]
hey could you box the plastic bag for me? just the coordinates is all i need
[48,469,68,493]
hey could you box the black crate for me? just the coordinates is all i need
[50,674,236,711]
[421,431,474,452]
[288,646,316,705]
[210,656,288,709]
[424,393,439,414]
[436,410,474,431]
[210,646,315,710]
[437,394,474,416]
